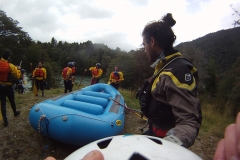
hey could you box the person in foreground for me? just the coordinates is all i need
[214,112,240,160]
[108,66,124,90]
[0,49,21,127]
[138,13,202,148]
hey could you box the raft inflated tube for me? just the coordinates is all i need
[83,91,111,100]
[63,100,104,115]
[75,95,108,108]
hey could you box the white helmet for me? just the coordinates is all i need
[65,135,202,160]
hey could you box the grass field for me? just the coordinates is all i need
[0,85,236,160]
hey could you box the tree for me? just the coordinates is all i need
[0,10,32,49]
[204,59,217,97]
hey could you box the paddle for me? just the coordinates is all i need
[109,97,148,121]
[78,69,87,89]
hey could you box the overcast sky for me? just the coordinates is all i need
[1,0,239,52]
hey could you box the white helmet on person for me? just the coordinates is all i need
[65,135,202,160]
[96,63,101,67]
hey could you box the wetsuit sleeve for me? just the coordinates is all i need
[108,72,113,84]
[162,75,201,148]
[9,64,20,79]
[119,72,124,82]
[43,68,47,79]
[32,69,36,77]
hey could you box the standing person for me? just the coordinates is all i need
[62,62,73,93]
[16,67,25,94]
[139,13,202,148]
[0,49,21,127]
[108,66,124,90]
[89,63,103,85]
[71,62,76,88]
[32,61,47,97]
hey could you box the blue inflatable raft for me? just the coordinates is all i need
[28,83,125,146]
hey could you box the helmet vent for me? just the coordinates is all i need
[128,152,148,160]
[97,137,113,149]
[147,137,163,145]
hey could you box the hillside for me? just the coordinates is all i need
[176,27,240,73]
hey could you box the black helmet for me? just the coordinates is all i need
[21,69,25,73]
[96,63,101,67]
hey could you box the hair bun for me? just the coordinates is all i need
[162,13,176,27]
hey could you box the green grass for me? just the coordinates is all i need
[0,86,237,159]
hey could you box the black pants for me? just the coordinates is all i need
[90,78,99,85]
[64,80,72,93]
[0,85,17,121]
[35,79,44,91]
[17,84,24,94]
[110,83,120,90]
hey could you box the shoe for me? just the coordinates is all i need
[4,121,8,127]
[14,110,20,117]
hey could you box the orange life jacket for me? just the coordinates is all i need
[92,68,99,76]
[35,68,44,77]
[0,61,10,82]
[111,71,120,80]
[62,67,69,79]
[72,67,76,75]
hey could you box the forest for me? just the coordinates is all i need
[1,9,240,117]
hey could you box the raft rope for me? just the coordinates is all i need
[109,97,147,121]
[36,105,118,132]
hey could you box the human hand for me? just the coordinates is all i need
[214,112,240,160]
[82,150,104,160]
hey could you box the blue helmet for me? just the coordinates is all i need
[96,63,101,67]
[68,62,73,67]
[21,69,25,73]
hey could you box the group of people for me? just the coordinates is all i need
[89,63,124,90]
[0,51,47,127]
[62,62,124,93]
[1,12,239,159]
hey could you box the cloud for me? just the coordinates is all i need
[1,0,240,51]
